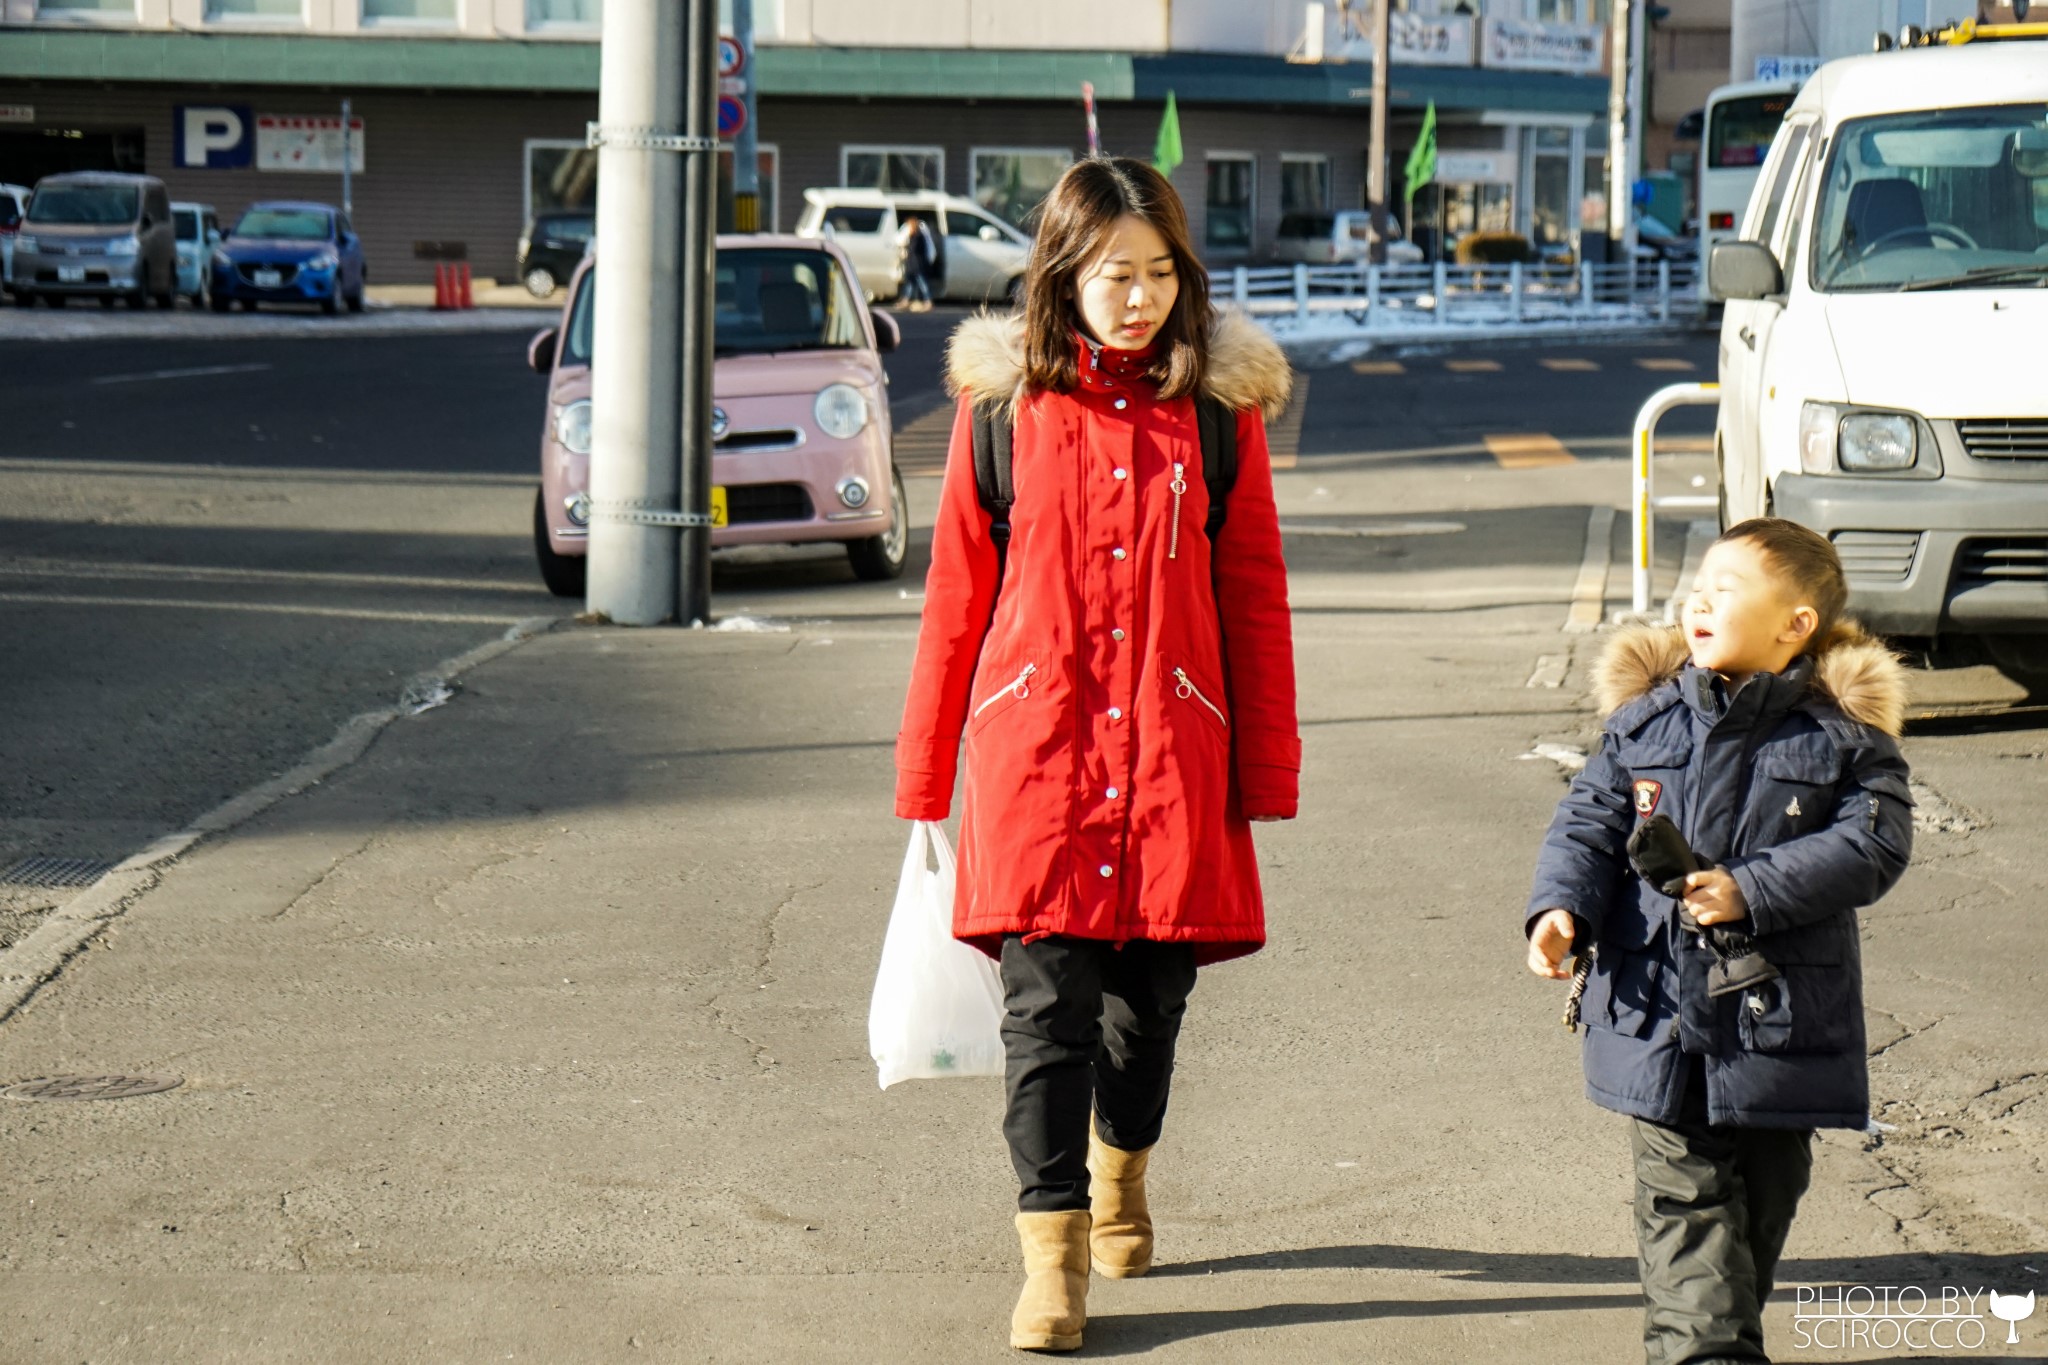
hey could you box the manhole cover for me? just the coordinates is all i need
[2,1074,184,1102]
[0,857,119,889]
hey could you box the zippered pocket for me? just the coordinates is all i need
[1172,666,1228,731]
[1168,461,1187,560]
[970,661,1037,730]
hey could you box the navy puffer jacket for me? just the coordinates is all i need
[1526,624,1914,1130]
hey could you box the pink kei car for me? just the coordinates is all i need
[528,235,908,596]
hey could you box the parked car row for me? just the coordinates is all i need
[4,171,368,315]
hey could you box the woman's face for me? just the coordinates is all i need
[1073,214,1179,350]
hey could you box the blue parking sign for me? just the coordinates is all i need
[176,105,254,169]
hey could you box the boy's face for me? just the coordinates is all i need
[1682,538,1818,681]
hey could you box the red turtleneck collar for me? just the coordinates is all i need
[1074,328,1158,393]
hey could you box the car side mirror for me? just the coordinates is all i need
[978,224,1004,243]
[869,308,900,353]
[527,326,560,375]
[1710,240,1784,301]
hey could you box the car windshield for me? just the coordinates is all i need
[27,184,138,225]
[173,209,201,241]
[1278,214,1335,239]
[1709,93,1792,169]
[561,249,865,367]
[1812,102,2048,292]
[542,216,595,243]
[234,208,332,241]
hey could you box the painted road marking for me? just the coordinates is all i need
[1527,654,1569,688]
[1446,359,1503,373]
[1280,521,1466,538]
[1350,360,1406,375]
[1268,372,1308,469]
[1637,357,1697,372]
[1565,505,1617,633]
[892,403,956,478]
[1541,358,1600,372]
[91,363,274,386]
[0,592,528,626]
[1484,433,1577,469]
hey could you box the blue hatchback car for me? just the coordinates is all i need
[211,201,365,314]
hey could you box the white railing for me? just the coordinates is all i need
[1214,259,1705,331]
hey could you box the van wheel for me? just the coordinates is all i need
[524,267,557,298]
[534,488,588,598]
[210,293,232,313]
[847,465,909,582]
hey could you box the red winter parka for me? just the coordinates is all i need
[895,309,1300,965]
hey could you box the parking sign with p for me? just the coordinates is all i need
[176,106,254,169]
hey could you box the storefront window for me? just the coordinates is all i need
[971,149,1071,230]
[207,0,302,19]
[34,0,136,14]
[842,146,943,194]
[1206,155,1255,252]
[1280,155,1330,215]
[528,0,598,23]
[528,140,599,223]
[361,0,456,23]
[1528,126,1573,248]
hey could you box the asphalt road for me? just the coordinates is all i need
[0,311,1704,950]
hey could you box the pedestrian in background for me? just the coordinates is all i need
[1525,519,1914,1365]
[895,156,1299,1353]
[897,213,936,312]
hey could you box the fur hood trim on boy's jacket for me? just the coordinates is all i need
[1590,621,1909,737]
[943,307,1294,422]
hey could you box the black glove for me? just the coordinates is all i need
[1626,814,1779,999]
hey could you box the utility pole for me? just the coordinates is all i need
[585,0,686,624]
[678,0,719,626]
[1606,0,1643,266]
[339,98,353,217]
[731,0,760,232]
[1366,0,1392,265]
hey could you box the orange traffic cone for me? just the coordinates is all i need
[457,261,474,310]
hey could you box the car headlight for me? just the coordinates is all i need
[1799,403,1919,474]
[564,491,591,527]
[212,248,231,266]
[307,251,339,271]
[15,235,37,253]
[518,236,532,259]
[813,383,869,441]
[106,236,140,258]
[553,399,593,456]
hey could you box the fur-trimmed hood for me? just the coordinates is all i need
[943,308,1293,422]
[1591,621,1909,737]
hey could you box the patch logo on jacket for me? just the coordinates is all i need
[1633,779,1663,817]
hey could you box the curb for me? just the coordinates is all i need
[0,615,560,1027]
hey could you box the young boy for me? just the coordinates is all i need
[1526,518,1915,1365]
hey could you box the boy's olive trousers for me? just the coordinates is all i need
[1631,1116,1814,1365]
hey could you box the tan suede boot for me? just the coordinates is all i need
[1086,1128,1154,1278]
[1009,1209,1091,1352]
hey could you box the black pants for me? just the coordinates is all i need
[1631,1098,1814,1365]
[999,935,1199,1213]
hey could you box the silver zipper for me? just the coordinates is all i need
[1173,667,1226,726]
[973,662,1037,719]
[1168,461,1187,560]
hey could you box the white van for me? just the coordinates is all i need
[1711,26,2048,676]
[794,188,1031,305]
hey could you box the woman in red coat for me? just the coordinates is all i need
[895,157,1299,1353]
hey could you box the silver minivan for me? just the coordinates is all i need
[795,188,1031,305]
[10,172,178,309]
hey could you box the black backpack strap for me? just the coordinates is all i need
[1195,394,1239,542]
[968,399,1015,587]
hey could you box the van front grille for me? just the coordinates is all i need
[1956,536,2048,589]
[1957,419,2048,460]
[1832,531,1919,584]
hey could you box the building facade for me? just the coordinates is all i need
[1,0,1622,285]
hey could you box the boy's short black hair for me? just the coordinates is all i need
[1718,517,1849,652]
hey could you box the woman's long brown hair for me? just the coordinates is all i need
[1017,156,1210,401]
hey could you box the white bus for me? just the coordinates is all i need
[1698,78,1800,301]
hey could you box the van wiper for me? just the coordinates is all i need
[1898,262,2048,292]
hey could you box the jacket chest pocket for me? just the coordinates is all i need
[1619,740,1690,824]
[1747,748,1840,844]
[1583,948,1665,1038]
[1736,960,1859,1054]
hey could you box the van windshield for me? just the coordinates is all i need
[1812,103,2048,292]
[234,208,332,240]
[1709,94,1792,169]
[27,184,139,226]
[174,209,201,241]
[562,248,866,366]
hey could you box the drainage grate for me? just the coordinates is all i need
[2,1074,184,1102]
[0,857,118,889]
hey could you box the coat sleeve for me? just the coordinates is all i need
[1724,737,1914,937]
[1213,408,1301,820]
[1524,730,1634,941]
[894,396,1001,821]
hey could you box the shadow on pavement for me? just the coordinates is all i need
[1082,1292,1644,1355]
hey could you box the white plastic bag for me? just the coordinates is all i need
[868,821,1006,1089]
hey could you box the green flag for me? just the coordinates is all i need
[1153,90,1183,177]
[1403,100,1438,204]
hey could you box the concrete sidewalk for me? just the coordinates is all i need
[1,460,2042,1362]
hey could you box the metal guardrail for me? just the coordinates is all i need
[1630,382,1724,615]
[1213,259,1704,330]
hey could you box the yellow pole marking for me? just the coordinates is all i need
[1541,358,1600,372]
[1446,359,1504,373]
[1484,433,1577,469]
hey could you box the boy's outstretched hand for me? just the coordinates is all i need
[1682,868,1750,926]
[1527,909,1576,980]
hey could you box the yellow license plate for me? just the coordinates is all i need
[710,485,728,529]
